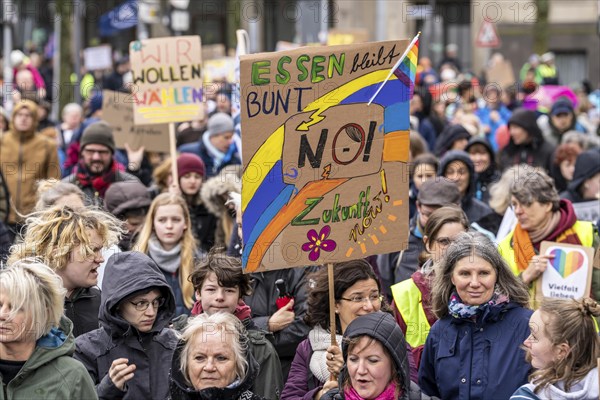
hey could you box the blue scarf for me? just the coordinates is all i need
[448,291,509,320]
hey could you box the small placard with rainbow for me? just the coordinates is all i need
[538,241,594,301]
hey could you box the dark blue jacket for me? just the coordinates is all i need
[419,302,532,400]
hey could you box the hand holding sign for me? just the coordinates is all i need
[522,254,555,285]
[537,241,594,304]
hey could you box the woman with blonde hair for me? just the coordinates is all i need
[134,192,198,316]
[0,259,97,398]
[169,312,263,399]
[511,297,600,399]
[9,206,122,337]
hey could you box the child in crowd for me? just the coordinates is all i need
[134,193,198,316]
[511,297,599,400]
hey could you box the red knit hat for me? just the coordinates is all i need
[177,153,206,178]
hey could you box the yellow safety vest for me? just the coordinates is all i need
[391,278,431,348]
[537,64,557,79]
[498,220,595,308]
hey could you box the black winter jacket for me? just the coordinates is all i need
[499,108,555,171]
[168,340,264,400]
[75,252,179,400]
[244,267,313,380]
[65,286,101,338]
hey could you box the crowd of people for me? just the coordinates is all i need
[1,43,600,400]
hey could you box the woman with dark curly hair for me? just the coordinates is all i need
[281,259,390,400]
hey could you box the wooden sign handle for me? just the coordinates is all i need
[328,263,337,345]
[328,263,338,382]
[169,122,179,189]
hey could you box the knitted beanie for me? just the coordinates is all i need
[205,112,234,137]
[177,153,206,178]
[80,121,115,153]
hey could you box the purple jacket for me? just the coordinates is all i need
[281,339,323,400]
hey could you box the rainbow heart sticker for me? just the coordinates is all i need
[548,248,585,278]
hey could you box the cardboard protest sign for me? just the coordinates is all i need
[102,90,170,152]
[536,241,594,305]
[129,36,203,125]
[240,40,416,272]
[83,45,113,71]
[486,59,515,88]
[204,58,236,84]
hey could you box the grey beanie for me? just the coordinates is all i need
[80,122,116,153]
[205,112,234,138]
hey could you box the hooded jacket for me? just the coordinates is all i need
[0,101,61,224]
[464,137,501,204]
[0,316,97,400]
[433,124,471,158]
[168,341,264,400]
[499,109,555,171]
[439,150,496,232]
[74,251,178,400]
[320,312,412,400]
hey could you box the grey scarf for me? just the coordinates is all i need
[148,236,181,274]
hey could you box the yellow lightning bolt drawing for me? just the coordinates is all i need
[296,109,326,131]
[321,164,331,179]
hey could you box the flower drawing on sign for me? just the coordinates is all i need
[302,225,337,261]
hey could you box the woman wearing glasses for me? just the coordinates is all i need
[281,259,390,400]
[75,251,178,399]
[390,206,469,370]
[498,169,600,307]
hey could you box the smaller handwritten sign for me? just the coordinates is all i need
[83,45,113,71]
[129,35,203,125]
[537,241,594,303]
[102,90,170,152]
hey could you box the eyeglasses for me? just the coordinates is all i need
[340,293,383,304]
[129,297,165,311]
[82,148,111,157]
[433,237,454,247]
[509,200,533,212]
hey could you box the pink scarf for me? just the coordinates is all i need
[344,381,398,400]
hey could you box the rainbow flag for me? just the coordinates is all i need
[368,32,420,105]
[394,38,419,99]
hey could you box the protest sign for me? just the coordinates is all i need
[240,39,417,272]
[83,45,113,71]
[536,241,594,305]
[102,90,170,152]
[129,35,203,125]
[204,57,236,84]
